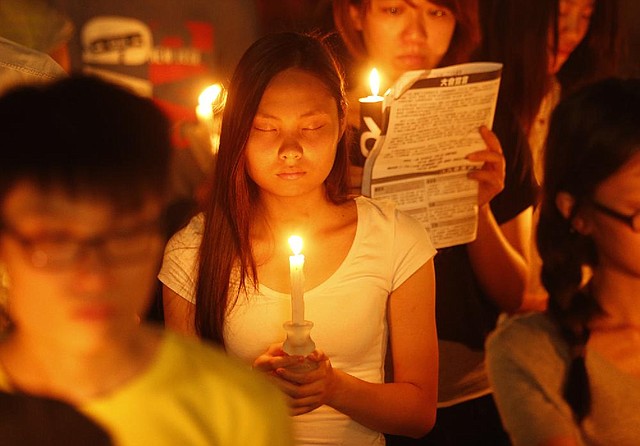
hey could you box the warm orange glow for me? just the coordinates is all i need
[288,235,303,256]
[369,68,380,97]
[288,235,305,325]
[196,84,223,121]
[199,84,223,108]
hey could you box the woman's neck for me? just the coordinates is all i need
[250,193,356,264]
[590,269,640,328]
[254,190,339,234]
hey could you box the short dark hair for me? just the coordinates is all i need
[0,75,172,211]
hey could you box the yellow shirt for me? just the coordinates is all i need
[0,332,293,446]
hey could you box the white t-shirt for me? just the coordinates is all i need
[159,196,436,446]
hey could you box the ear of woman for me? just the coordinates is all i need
[556,191,587,234]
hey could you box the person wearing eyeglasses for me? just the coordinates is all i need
[485,77,640,445]
[0,76,292,446]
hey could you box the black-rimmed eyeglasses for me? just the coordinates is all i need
[590,200,640,233]
[0,219,164,270]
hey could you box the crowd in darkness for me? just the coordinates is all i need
[1,1,640,446]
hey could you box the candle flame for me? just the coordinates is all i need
[198,83,227,115]
[198,84,222,107]
[369,68,380,97]
[288,235,303,255]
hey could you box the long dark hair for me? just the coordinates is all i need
[195,32,351,344]
[537,77,640,421]
[479,0,622,135]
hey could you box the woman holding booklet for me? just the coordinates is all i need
[333,1,536,444]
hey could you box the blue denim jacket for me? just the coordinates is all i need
[0,37,66,95]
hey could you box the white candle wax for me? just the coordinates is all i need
[288,235,305,325]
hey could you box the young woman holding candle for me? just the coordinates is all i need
[160,31,451,444]
[333,1,536,444]
[486,77,640,445]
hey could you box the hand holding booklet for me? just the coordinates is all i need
[361,62,503,249]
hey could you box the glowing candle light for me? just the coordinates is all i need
[288,235,305,325]
[196,83,226,151]
[359,68,384,131]
[369,67,381,97]
[196,84,222,124]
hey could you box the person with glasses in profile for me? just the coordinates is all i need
[0,76,292,446]
[485,78,640,445]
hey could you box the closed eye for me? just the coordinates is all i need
[253,125,277,132]
[302,123,326,131]
[252,116,277,132]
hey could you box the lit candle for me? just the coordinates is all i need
[196,83,226,151]
[288,235,305,325]
[359,68,384,133]
[196,84,221,124]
